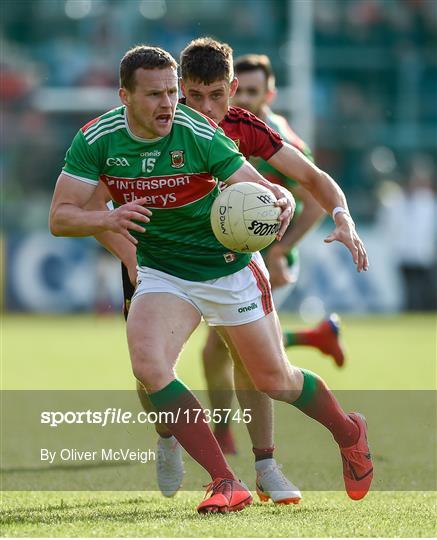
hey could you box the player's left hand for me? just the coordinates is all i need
[324,213,369,272]
[267,184,296,241]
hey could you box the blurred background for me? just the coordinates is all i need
[2,0,436,316]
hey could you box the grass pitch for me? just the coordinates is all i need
[1,313,436,537]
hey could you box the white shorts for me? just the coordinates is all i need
[132,252,274,326]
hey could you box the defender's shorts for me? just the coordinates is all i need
[132,251,273,326]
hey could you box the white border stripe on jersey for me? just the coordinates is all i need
[174,111,216,138]
[87,124,126,145]
[85,118,125,142]
[84,114,124,139]
[174,114,215,139]
[62,171,99,185]
[99,171,209,180]
[84,114,124,138]
[173,119,213,140]
[85,119,125,143]
[176,108,216,134]
[176,106,216,130]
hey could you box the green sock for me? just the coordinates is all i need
[148,378,236,479]
[283,330,299,347]
[149,379,188,410]
[292,369,318,409]
[291,369,359,446]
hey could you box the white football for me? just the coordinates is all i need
[210,182,281,253]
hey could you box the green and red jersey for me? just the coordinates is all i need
[63,103,251,281]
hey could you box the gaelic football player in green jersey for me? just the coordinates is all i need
[133,39,359,503]
[50,45,372,514]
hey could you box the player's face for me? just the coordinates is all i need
[181,78,238,123]
[232,69,270,116]
[119,67,179,139]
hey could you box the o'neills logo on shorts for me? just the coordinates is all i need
[238,302,258,313]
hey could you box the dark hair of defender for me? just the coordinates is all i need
[180,37,234,84]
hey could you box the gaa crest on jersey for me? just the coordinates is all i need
[170,150,185,168]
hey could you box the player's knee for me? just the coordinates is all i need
[257,364,302,402]
[130,350,174,390]
[252,362,295,395]
[132,364,174,392]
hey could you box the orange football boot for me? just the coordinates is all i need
[197,478,252,514]
[340,413,374,500]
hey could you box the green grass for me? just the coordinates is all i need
[1,313,436,537]
[1,491,435,538]
[3,313,435,390]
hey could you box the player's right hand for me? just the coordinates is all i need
[104,197,152,245]
[267,184,295,241]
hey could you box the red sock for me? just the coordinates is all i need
[294,329,322,348]
[293,370,359,447]
[252,446,275,462]
[149,379,235,481]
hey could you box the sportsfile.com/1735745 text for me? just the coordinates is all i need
[40,408,252,428]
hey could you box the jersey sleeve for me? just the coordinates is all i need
[207,127,246,181]
[62,129,102,184]
[227,108,283,161]
[246,121,283,160]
